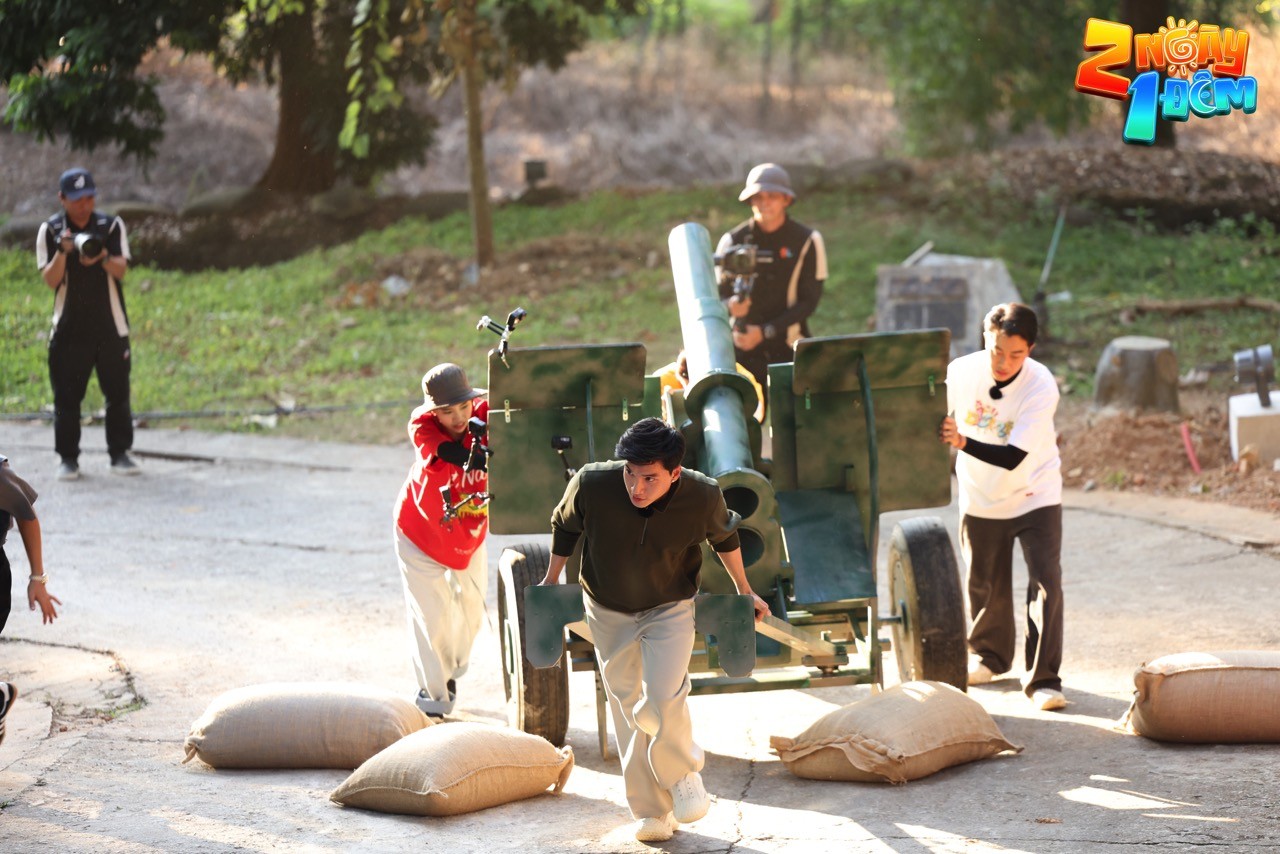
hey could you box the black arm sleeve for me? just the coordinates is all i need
[961,437,1029,471]
[436,441,469,467]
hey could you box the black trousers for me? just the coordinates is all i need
[1,548,11,635]
[48,328,133,462]
[960,504,1064,694]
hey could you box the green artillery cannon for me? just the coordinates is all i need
[486,223,966,755]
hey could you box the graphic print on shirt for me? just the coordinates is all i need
[446,465,489,529]
[964,400,1015,440]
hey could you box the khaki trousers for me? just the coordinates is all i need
[585,595,704,820]
[394,527,488,706]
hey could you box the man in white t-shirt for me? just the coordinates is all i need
[938,303,1066,711]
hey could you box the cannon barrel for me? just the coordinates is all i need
[668,223,781,577]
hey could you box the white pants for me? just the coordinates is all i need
[394,527,488,709]
[585,595,704,820]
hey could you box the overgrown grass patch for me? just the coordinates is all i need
[3,179,1277,444]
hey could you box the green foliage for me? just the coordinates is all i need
[0,0,436,189]
[3,179,1277,441]
[344,0,640,157]
[0,0,231,159]
[861,0,1274,156]
[858,0,1099,155]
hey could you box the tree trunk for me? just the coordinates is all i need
[461,20,495,268]
[631,4,654,92]
[759,16,773,123]
[1093,336,1180,413]
[788,0,802,108]
[1119,0,1175,148]
[256,1,339,195]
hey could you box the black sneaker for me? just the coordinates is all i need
[56,460,81,481]
[110,454,141,476]
[0,682,16,748]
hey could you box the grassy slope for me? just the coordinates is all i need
[3,180,1277,444]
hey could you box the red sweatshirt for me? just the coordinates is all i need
[394,399,489,569]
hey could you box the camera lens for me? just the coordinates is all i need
[74,233,103,257]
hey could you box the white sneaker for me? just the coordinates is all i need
[669,771,709,824]
[1031,688,1067,711]
[56,460,81,481]
[634,812,677,842]
[968,661,996,686]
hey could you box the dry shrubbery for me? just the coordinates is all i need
[6,31,1280,217]
[0,36,898,217]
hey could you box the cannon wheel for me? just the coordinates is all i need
[498,543,570,745]
[888,517,968,691]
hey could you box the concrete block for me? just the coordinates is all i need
[875,254,1021,360]
[1228,392,1280,464]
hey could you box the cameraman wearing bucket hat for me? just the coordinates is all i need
[392,363,491,717]
[35,168,137,481]
[716,163,828,395]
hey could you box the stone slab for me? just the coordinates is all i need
[876,253,1021,359]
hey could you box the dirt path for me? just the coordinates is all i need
[1,421,1278,852]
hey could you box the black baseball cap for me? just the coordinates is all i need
[59,168,96,201]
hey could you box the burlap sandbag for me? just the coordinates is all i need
[183,682,430,770]
[770,680,1020,784]
[1124,650,1280,743]
[330,722,575,816]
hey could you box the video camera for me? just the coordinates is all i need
[73,230,105,258]
[714,243,773,299]
[463,416,491,474]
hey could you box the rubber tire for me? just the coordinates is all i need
[888,516,968,691]
[498,542,570,745]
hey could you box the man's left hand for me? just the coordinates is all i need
[732,324,764,352]
[748,592,769,622]
[80,249,108,266]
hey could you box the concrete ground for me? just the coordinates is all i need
[1,420,1278,853]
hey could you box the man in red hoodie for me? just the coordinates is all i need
[393,363,489,717]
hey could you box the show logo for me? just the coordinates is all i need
[1075,17,1257,144]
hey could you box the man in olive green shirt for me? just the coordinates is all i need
[541,418,767,843]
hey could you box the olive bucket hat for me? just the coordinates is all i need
[738,162,795,202]
[421,363,485,410]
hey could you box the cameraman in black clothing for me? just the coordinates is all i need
[35,168,138,480]
[716,163,828,395]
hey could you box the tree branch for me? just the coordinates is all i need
[1131,296,1280,316]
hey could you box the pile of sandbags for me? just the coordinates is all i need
[185,683,573,817]
[1124,651,1280,743]
[770,680,1020,784]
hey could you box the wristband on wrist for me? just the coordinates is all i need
[29,573,48,584]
